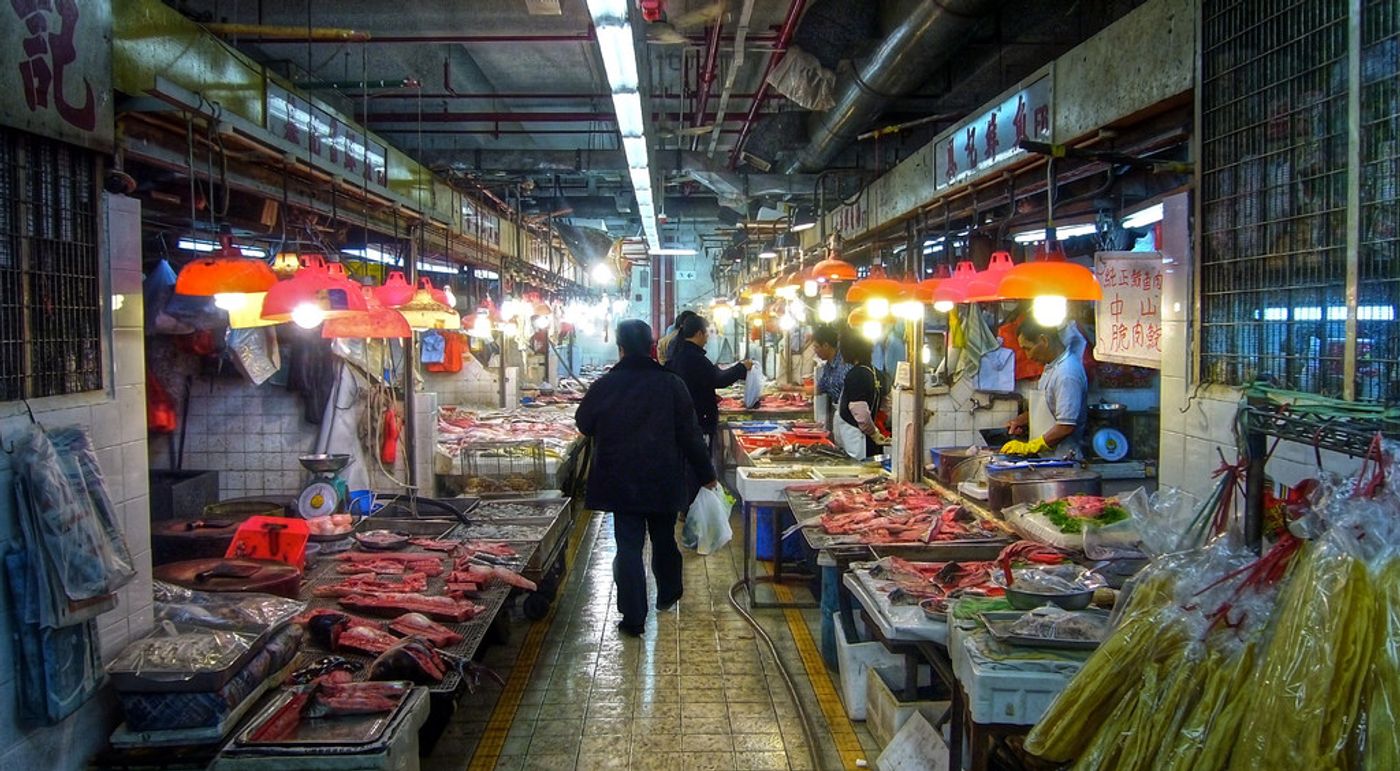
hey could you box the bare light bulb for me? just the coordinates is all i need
[860,320,882,341]
[779,314,797,331]
[533,315,551,330]
[291,303,326,329]
[1032,295,1069,326]
[933,299,955,313]
[922,345,933,364]
[750,294,766,312]
[892,300,923,321]
[468,314,493,339]
[713,305,734,326]
[866,297,891,320]
[803,279,819,298]
[214,293,246,311]
[818,297,838,322]
[500,320,520,337]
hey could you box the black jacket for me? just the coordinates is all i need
[665,340,748,433]
[576,355,717,513]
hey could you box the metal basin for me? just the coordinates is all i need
[986,465,1101,513]
[298,453,351,474]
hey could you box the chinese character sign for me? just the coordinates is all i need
[267,84,389,190]
[1094,251,1164,369]
[934,75,1050,191]
[2,0,112,149]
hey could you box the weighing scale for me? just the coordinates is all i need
[296,453,351,518]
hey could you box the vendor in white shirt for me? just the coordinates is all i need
[1002,318,1088,458]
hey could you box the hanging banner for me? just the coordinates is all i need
[1094,251,1164,369]
[266,84,388,190]
[2,0,114,150]
[933,75,1052,192]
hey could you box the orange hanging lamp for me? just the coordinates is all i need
[374,271,415,308]
[261,258,369,328]
[809,256,858,283]
[930,260,979,312]
[174,234,277,311]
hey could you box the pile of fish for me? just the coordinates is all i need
[873,541,1072,601]
[436,406,580,458]
[718,391,813,412]
[797,480,1002,543]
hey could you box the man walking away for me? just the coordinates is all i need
[576,319,718,637]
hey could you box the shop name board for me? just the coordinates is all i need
[2,0,113,150]
[461,200,501,248]
[830,200,865,235]
[1094,251,1164,369]
[267,84,387,189]
[934,76,1052,191]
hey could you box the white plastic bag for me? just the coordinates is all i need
[682,486,733,556]
[743,363,765,409]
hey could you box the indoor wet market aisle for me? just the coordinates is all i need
[427,512,879,771]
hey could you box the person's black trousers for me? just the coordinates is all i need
[613,511,682,626]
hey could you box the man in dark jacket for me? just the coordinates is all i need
[576,319,718,636]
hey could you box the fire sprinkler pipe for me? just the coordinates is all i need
[727,0,807,168]
[691,4,725,147]
[202,23,368,41]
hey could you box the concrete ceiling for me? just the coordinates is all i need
[169,0,1147,236]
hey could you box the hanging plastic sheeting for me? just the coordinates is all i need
[228,327,281,385]
[7,424,136,724]
[766,46,836,111]
[144,258,195,335]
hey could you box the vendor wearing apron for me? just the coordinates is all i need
[1002,318,1088,458]
[836,331,888,460]
[811,324,848,432]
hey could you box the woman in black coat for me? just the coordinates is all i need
[576,319,717,636]
[665,314,750,500]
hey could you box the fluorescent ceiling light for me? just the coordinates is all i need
[1012,223,1098,243]
[622,136,648,168]
[648,248,697,256]
[635,189,654,208]
[1122,203,1164,229]
[474,269,499,279]
[594,24,639,92]
[416,261,459,274]
[342,246,397,264]
[611,91,644,137]
[583,0,628,23]
[628,166,652,193]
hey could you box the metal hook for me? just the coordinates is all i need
[2,399,37,453]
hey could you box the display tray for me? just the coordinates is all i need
[352,518,458,537]
[109,620,291,694]
[470,497,570,522]
[235,682,411,747]
[978,610,1111,651]
[298,538,537,693]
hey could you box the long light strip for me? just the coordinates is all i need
[586,0,659,251]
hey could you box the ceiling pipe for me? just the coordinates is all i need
[691,3,725,149]
[202,23,368,41]
[706,0,755,158]
[780,0,1003,174]
[726,0,807,168]
[361,91,760,101]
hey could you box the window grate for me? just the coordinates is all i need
[0,129,103,401]
[1200,1,1400,401]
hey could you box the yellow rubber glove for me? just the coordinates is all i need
[1000,436,1050,456]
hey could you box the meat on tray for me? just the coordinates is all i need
[368,638,448,684]
[795,480,1000,544]
[303,609,403,655]
[310,681,405,716]
[339,592,484,622]
[313,572,429,598]
[876,556,1001,600]
[407,538,461,552]
[336,551,445,576]
[388,612,464,648]
[448,562,538,592]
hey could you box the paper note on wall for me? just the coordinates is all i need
[1093,251,1164,369]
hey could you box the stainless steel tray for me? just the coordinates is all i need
[978,609,1110,651]
[236,681,410,746]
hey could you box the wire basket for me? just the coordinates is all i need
[445,440,547,496]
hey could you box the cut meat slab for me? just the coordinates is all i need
[313,572,429,598]
[449,562,537,591]
[339,592,484,623]
[388,612,464,647]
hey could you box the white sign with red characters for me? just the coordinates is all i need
[933,75,1051,192]
[2,0,113,149]
[1094,251,1164,369]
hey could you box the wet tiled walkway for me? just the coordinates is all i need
[427,511,878,770]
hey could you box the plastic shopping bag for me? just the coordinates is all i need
[682,486,733,556]
[743,363,765,409]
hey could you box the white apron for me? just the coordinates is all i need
[835,418,868,460]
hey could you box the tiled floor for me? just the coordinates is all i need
[426,511,879,771]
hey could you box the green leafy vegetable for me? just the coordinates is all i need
[1031,499,1131,534]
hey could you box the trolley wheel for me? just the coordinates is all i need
[522,591,552,620]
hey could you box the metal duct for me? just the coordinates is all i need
[781,0,1002,174]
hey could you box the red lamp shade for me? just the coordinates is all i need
[931,260,979,308]
[174,235,277,296]
[323,287,412,339]
[261,259,369,323]
[810,257,858,282]
[417,277,449,306]
[374,271,415,308]
[846,269,903,303]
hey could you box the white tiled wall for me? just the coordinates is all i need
[922,377,1022,450]
[0,194,153,769]
[172,378,317,498]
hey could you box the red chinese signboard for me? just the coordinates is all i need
[2,0,112,150]
[1094,251,1164,369]
[933,75,1051,192]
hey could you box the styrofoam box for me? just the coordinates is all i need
[949,623,1078,725]
[866,665,949,750]
[736,466,819,502]
[834,611,903,721]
